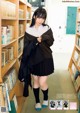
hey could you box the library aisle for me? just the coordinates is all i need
[21,53,78,113]
[21,68,78,113]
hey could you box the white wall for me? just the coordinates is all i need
[45,0,79,54]
[45,0,80,69]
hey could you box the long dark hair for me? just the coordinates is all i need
[30,7,47,27]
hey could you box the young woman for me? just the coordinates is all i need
[18,7,54,111]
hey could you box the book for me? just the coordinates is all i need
[77,57,80,66]
[76,76,80,90]
[71,74,75,82]
[0,86,5,106]
[76,37,80,47]
[19,9,24,19]
[2,52,6,67]
[1,1,16,18]
[12,95,18,111]
[1,47,14,67]
[5,84,11,111]
[1,25,14,45]
[18,39,24,54]
[72,64,77,75]
[26,23,30,28]
[74,70,80,80]
[1,83,11,112]
[26,11,30,19]
[3,68,17,92]
[19,24,24,36]
[8,47,14,60]
[1,26,8,44]
[74,81,78,92]
[11,69,17,87]
[9,101,16,113]
[78,90,80,99]
[77,23,80,33]
[7,25,14,41]
[74,51,79,62]
[2,49,9,67]
[77,12,80,21]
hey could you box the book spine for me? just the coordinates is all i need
[5,84,11,111]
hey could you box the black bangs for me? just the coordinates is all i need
[35,7,47,19]
[36,13,46,19]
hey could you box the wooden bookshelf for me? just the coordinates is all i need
[17,96,25,113]
[0,5,2,83]
[68,7,80,94]
[0,0,32,112]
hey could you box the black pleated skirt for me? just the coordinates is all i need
[31,58,54,76]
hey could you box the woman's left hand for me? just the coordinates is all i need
[37,37,42,43]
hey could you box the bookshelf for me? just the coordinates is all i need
[0,5,2,83]
[68,7,80,94]
[0,0,31,113]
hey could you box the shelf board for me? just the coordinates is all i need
[9,81,18,100]
[1,17,17,20]
[19,0,26,4]
[75,45,80,51]
[76,76,80,89]
[17,96,25,113]
[2,59,16,78]
[2,39,17,48]
[27,18,31,21]
[27,2,31,8]
[77,21,80,23]
[78,7,80,10]
[18,34,24,39]
[76,32,80,36]
[68,67,73,75]
[18,52,23,58]
[73,81,79,93]
[72,57,80,71]
[69,68,79,92]
[19,18,26,21]
[0,77,3,83]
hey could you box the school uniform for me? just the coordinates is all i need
[18,24,54,97]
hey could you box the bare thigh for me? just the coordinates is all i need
[32,75,40,88]
[39,76,48,90]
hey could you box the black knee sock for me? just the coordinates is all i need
[41,88,48,100]
[33,88,40,103]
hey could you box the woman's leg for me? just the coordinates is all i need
[32,75,40,103]
[32,75,39,88]
[32,75,41,110]
[39,76,48,90]
[39,76,48,107]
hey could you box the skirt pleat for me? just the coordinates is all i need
[31,58,54,76]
